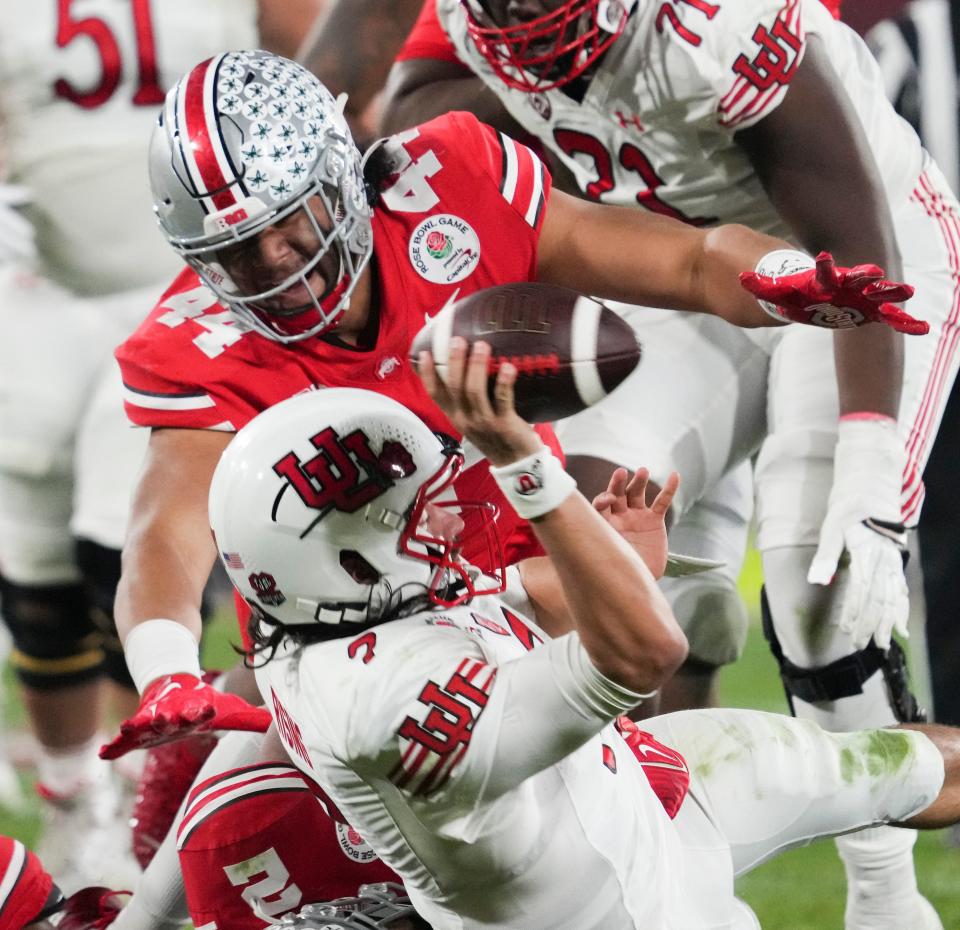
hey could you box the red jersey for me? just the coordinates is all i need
[396,0,467,66]
[117,111,558,568]
[177,763,398,929]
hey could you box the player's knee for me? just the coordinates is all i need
[0,576,104,690]
[834,727,944,824]
[0,467,80,585]
[666,577,748,668]
[0,523,79,588]
[75,538,134,691]
[760,586,924,722]
[754,428,835,551]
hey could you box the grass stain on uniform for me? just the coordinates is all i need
[840,729,914,784]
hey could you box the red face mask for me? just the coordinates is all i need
[462,0,630,92]
[400,452,506,607]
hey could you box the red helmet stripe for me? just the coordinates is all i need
[181,57,237,212]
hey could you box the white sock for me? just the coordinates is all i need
[837,826,921,920]
[35,733,104,797]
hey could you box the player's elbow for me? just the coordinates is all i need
[599,620,689,695]
[381,60,455,135]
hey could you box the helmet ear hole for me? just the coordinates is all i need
[339,550,381,585]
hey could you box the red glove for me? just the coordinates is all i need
[130,733,218,868]
[99,673,271,760]
[57,887,127,929]
[739,251,927,335]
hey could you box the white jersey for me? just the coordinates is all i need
[256,597,729,930]
[437,0,925,238]
[0,0,257,294]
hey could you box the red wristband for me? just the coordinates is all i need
[839,412,896,425]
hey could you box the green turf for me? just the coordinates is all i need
[1,545,957,926]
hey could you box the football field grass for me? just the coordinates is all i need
[1,546,957,927]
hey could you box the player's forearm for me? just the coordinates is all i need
[531,492,687,693]
[539,193,792,327]
[258,0,326,61]
[381,66,521,135]
[115,526,214,644]
[298,0,424,120]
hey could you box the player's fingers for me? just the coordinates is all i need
[416,350,445,401]
[98,735,128,760]
[864,281,914,303]
[463,341,495,418]
[842,266,884,290]
[603,468,629,514]
[892,584,910,642]
[814,251,839,291]
[591,491,616,513]
[623,467,650,508]
[873,575,895,653]
[444,337,469,402]
[606,466,629,497]
[491,360,519,417]
[845,550,875,650]
[650,471,680,515]
[880,304,930,335]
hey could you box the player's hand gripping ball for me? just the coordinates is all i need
[410,283,642,422]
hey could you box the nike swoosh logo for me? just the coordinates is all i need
[425,287,461,325]
[634,744,688,770]
[153,681,183,702]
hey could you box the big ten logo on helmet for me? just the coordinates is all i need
[271,688,313,769]
[408,214,481,285]
[210,206,249,233]
[272,428,417,518]
[249,571,286,607]
[476,290,550,336]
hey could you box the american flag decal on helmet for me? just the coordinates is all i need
[222,551,244,570]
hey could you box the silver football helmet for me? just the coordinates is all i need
[268,883,421,929]
[208,388,505,631]
[149,50,373,342]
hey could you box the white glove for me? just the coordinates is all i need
[807,416,909,652]
[0,182,36,264]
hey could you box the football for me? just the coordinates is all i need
[410,283,641,422]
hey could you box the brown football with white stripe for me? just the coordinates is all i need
[410,283,641,423]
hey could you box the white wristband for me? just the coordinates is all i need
[124,619,201,695]
[489,446,577,520]
[753,249,815,322]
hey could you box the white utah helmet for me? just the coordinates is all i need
[208,389,505,637]
[149,50,373,342]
